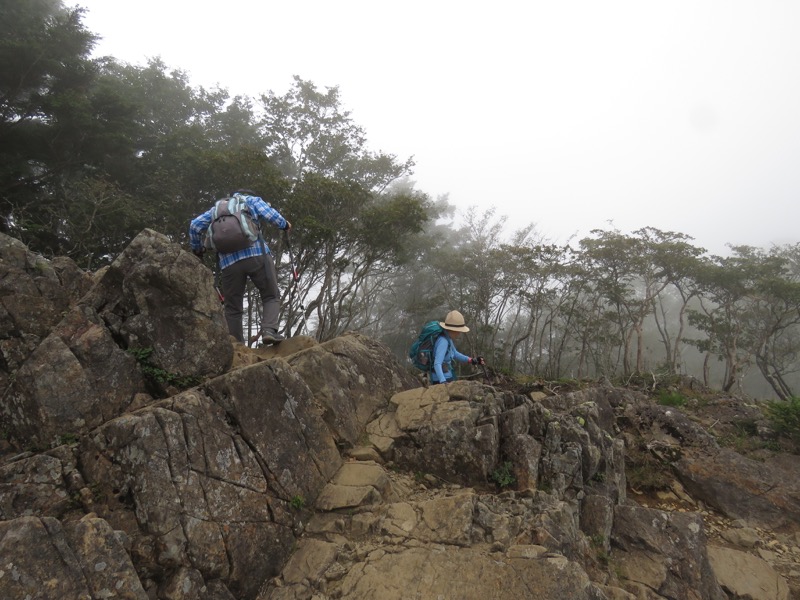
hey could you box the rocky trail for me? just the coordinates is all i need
[0,229,798,600]
[259,380,800,600]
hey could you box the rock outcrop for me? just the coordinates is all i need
[0,230,798,600]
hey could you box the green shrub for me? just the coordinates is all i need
[490,462,516,488]
[765,397,800,439]
[58,433,80,446]
[657,390,687,407]
[128,347,200,390]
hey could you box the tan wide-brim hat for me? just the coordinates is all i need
[439,310,470,333]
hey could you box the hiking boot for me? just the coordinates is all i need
[261,330,285,345]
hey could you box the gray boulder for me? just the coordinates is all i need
[0,515,147,599]
[612,504,726,600]
[81,228,233,382]
[2,228,237,449]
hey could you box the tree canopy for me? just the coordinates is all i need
[4,2,800,400]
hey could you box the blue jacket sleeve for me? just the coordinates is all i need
[432,335,449,382]
[452,347,470,363]
[189,209,213,251]
[248,196,288,230]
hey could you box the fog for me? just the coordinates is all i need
[75,0,800,257]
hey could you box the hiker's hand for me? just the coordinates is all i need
[192,248,204,260]
[284,221,292,233]
[470,356,486,366]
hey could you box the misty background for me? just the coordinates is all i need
[75,0,800,257]
[3,2,800,400]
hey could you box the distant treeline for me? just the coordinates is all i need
[4,2,800,400]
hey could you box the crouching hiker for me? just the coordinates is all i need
[189,189,291,345]
[431,310,486,384]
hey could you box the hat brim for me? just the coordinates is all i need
[439,322,470,333]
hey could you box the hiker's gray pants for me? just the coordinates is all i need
[220,254,280,343]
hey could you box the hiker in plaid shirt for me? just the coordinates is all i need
[190,190,291,345]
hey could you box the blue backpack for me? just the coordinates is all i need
[409,321,445,371]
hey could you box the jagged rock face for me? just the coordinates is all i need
[260,380,720,599]
[612,505,726,600]
[8,305,148,447]
[81,228,234,381]
[0,233,148,448]
[332,545,597,599]
[259,377,732,600]
[0,515,148,599]
[260,381,800,599]
[79,387,300,598]
[1,229,235,449]
[0,233,93,352]
[260,478,612,599]
[0,453,73,519]
[70,336,412,598]
[1,332,415,598]
[708,545,791,600]
[286,332,420,447]
[677,448,800,530]
[0,232,93,406]
[618,391,800,531]
[0,230,422,598]
[201,359,343,502]
[386,382,503,485]
[0,230,798,599]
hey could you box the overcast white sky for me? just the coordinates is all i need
[74,0,800,256]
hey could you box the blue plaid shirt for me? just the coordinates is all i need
[189,194,288,269]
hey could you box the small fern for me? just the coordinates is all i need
[490,462,516,488]
[127,347,200,389]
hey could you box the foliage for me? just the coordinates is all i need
[1,1,99,256]
[686,245,800,397]
[595,548,611,567]
[589,534,605,548]
[490,462,516,488]
[282,173,430,339]
[657,390,687,408]
[127,347,200,390]
[259,76,414,190]
[7,6,800,398]
[1,2,277,267]
[256,78,424,339]
[765,397,800,439]
[58,433,80,446]
[289,495,305,510]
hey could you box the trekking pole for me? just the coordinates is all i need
[465,331,491,384]
[213,257,224,305]
[481,362,491,384]
[284,231,304,311]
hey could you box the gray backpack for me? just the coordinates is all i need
[205,196,260,253]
